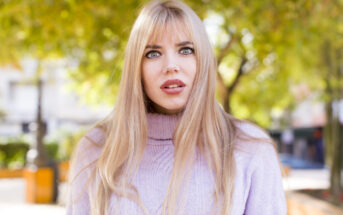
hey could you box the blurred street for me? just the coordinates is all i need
[283,168,329,191]
[0,178,67,215]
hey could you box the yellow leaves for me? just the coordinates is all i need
[102,49,117,61]
[75,26,84,37]
[16,30,27,40]
[89,52,99,61]
[60,10,69,19]
[338,24,343,35]
[102,28,114,39]
[218,54,242,85]
[232,102,250,120]
[218,63,236,85]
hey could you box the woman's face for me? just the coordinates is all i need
[142,28,197,114]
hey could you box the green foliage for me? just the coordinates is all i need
[208,0,342,127]
[0,137,80,169]
[0,142,29,169]
[0,0,342,127]
[45,141,59,161]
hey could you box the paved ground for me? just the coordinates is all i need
[0,169,335,215]
[0,177,67,215]
[287,191,343,215]
[283,168,329,191]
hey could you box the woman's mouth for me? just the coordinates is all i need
[160,79,186,94]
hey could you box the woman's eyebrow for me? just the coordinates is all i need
[145,45,161,49]
[145,41,193,49]
[176,41,193,46]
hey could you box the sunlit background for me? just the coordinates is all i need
[0,0,342,214]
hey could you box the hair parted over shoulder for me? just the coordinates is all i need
[68,1,274,215]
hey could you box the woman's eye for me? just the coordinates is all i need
[145,51,161,59]
[179,47,194,55]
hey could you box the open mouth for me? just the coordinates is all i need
[160,79,186,94]
[160,79,186,89]
[164,84,182,89]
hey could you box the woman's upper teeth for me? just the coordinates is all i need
[166,84,179,88]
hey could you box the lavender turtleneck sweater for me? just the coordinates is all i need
[66,113,287,215]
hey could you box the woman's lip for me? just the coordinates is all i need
[160,79,186,95]
[161,86,185,94]
[160,79,186,89]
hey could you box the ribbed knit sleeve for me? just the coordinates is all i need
[66,127,105,215]
[243,143,287,214]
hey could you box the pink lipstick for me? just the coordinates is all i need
[160,79,186,94]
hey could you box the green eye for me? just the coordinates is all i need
[179,47,194,55]
[145,51,161,58]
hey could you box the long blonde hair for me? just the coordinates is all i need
[80,1,242,214]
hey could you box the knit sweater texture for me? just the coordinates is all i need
[66,113,287,215]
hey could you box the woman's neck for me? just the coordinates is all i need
[146,112,183,140]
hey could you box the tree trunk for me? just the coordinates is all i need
[323,41,343,196]
[221,57,247,113]
[324,101,333,167]
[223,90,231,114]
[327,100,342,196]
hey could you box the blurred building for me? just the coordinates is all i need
[0,58,111,138]
[270,84,343,167]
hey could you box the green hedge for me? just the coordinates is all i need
[0,142,59,169]
[0,142,29,169]
[0,130,85,169]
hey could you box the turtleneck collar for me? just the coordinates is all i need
[147,112,183,140]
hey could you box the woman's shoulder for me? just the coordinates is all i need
[69,126,106,177]
[232,121,286,214]
[75,126,106,154]
[233,120,276,160]
[233,120,282,183]
[235,120,270,140]
[83,126,107,146]
[66,126,107,213]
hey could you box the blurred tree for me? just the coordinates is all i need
[310,1,343,197]
[0,0,144,104]
[205,0,339,127]
[205,1,342,196]
[0,0,300,125]
[276,0,343,196]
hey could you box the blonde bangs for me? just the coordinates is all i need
[146,8,192,47]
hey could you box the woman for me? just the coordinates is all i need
[66,0,287,214]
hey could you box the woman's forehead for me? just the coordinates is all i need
[147,20,192,45]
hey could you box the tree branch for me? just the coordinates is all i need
[217,36,236,66]
[216,35,237,107]
[228,56,247,96]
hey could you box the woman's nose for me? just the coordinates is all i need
[163,52,180,73]
[166,64,180,72]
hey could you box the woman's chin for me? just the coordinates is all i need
[153,104,185,115]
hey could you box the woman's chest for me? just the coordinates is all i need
[107,147,251,215]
